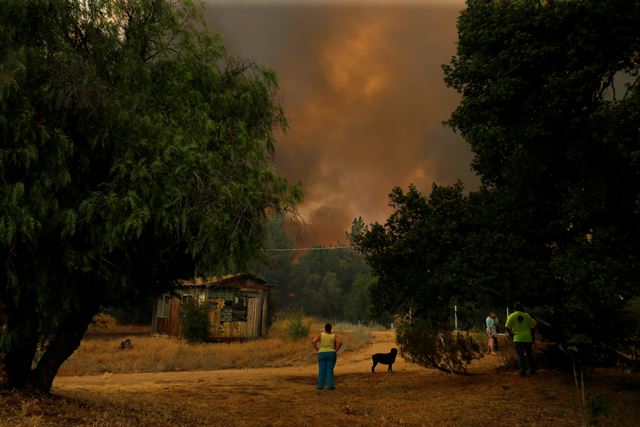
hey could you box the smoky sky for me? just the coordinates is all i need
[204,1,478,246]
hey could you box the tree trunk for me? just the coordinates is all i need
[28,300,99,393]
[1,252,39,390]
[2,312,39,390]
[0,248,9,388]
[1,248,100,393]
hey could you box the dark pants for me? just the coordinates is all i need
[515,342,535,376]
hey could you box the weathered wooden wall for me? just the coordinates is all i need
[155,298,182,337]
[209,294,264,339]
[152,282,271,341]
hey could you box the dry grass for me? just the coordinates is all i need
[59,317,372,376]
[3,319,638,426]
[2,329,640,426]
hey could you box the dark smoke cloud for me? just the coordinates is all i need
[205,1,478,246]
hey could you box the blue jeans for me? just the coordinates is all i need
[515,342,535,376]
[317,351,337,389]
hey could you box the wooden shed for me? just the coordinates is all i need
[151,273,272,341]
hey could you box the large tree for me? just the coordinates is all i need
[353,0,640,370]
[443,0,640,358]
[350,184,468,323]
[0,0,300,392]
[350,184,485,373]
[350,184,547,327]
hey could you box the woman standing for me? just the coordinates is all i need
[485,312,498,355]
[312,323,343,390]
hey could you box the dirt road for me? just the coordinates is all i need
[53,330,417,393]
[47,331,608,426]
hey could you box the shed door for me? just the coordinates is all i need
[247,297,262,338]
[208,297,224,338]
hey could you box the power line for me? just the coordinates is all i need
[264,245,352,252]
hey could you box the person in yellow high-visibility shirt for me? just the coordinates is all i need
[312,323,343,390]
[505,302,536,377]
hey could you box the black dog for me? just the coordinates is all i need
[119,338,132,350]
[371,348,398,373]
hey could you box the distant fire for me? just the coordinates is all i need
[206,1,477,247]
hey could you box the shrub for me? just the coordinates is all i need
[285,313,310,341]
[88,313,118,331]
[397,317,482,374]
[588,393,613,424]
[182,300,209,343]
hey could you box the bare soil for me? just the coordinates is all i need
[2,331,639,426]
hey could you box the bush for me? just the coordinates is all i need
[588,393,613,424]
[397,317,482,374]
[285,313,310,341]
[182,300,209,343]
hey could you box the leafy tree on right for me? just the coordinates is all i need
[444,0,640,367]
[354,0,640,371]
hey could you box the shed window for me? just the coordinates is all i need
[181,295,194,313]
[157,295,171,318]
[232,296,247,321]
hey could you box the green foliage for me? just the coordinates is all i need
[357,0,640,371]
[343,273,375,322]
[0,0,300,392]
[285,313,310,341]
[354,0,640,370]
[441,0,640,367]
[252,217,374,320]
[289,245,371,319]
[588,393,613,425]
[396,318,482,375]
[181,300,210,344]
[350,183,474,322]
[249,216,297,312]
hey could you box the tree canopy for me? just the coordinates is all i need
[350,184,487,373]
[253,217,374,322]
[353,0,640,371]
[0,0,300,392]
[443,0,640,359]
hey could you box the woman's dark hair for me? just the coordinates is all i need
[324,323,332,333]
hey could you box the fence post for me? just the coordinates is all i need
[454,305,458,331]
